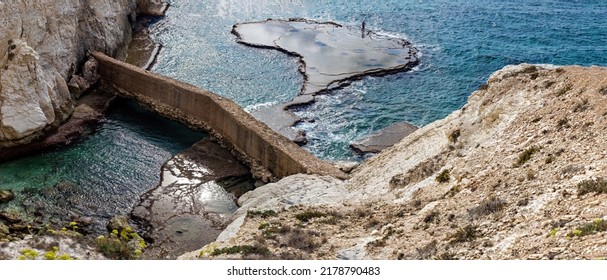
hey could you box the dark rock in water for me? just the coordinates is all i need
[233,18,418,95]
[0,190,14,203]
[351,122,419,155]
[0,211,22,224]
[107,216,131,232]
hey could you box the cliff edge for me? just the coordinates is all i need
[183,64,607,260]
[0,0,137,147]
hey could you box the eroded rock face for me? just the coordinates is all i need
[183,64,607,260]
[0,40,69,144]
[0,0,137,147]
[138,0,168,16]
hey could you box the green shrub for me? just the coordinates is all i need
[211,245,270,256]
[247,210,277,218]
[435,169,450,183]
[567,219,607,237]
[18,249,39,260]
[96,227,146,260]
[514,146,540,167]
[295,210,326,222]
[468,196,507,217]
[448,129,461,143]
[450,225,478,243]
[578,178,607,195]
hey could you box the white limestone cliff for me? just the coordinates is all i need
[0,0,137,147]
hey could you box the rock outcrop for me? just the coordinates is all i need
[182,64,607,260]
[0,0,137,147]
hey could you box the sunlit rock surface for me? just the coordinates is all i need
[233,18,418,95]
[0,0,137,147]
[132,138,254,259]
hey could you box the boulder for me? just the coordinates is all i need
[0,190,14,203]
[68,75,90,98]
[138,0,168,16]
[0,211,22,224]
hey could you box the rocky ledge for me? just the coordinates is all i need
[233,18,418,145]
[181,64,607,260]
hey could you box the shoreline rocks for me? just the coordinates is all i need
[0,190,14,204]
[234,18,419,146]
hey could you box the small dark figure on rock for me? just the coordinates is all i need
[362,21,366,38]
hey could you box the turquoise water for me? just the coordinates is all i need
[1,0,607,233]
[0,98,205,231]
[151,0,607,160]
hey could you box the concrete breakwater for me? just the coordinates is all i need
[91,52,347,181]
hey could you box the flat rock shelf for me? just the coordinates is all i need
[233,18,419,149]
[232,18,418,95]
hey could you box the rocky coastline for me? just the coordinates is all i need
[233,18,419,148]
[181,64,607,260]
[0,0,171,259]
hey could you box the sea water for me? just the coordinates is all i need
[150,0,607,160]
[1,0,606,230]
[0,99,205,231]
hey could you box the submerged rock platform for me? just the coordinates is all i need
[233,18,419,147]
[233,18,418,95]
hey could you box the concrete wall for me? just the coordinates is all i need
[91,52,347,180]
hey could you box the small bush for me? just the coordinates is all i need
[18,249,39,260]
[468,196,507,217]
[545,155,555,164]
[573,99,589,113]
[96,227,146,260]
[261,224,291,238]
[365,217,382,229]
[445,185,461,198]
[436,169,450,183]
[556,118,570,130]
[448,129,461,143]
[247,209,277,218]
[514,146,540,167]
[547,228,558,237]
[599,86,607,96]
[449,225,478,243]
[567,218,607,237]
[295,210,326,222]
[211,245,270,256]
[555,83,573,97]
[423,211,440,223]
[577,178,607,195]
[286,228,319,252]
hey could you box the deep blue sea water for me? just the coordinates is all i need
[1,0,606,231]
[150,0,607,160]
